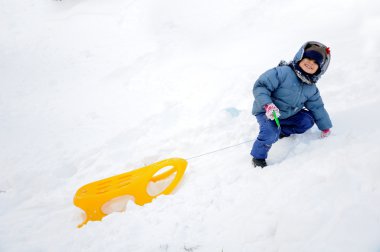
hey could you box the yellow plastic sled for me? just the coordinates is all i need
[73,158,187,228]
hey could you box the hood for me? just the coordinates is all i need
[292,41,331,84]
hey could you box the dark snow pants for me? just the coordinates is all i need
[250,110,315,159]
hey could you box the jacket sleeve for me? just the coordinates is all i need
[304,88,333,130]
[253,68,281,109]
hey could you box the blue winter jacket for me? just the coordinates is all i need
[252,41,332,130]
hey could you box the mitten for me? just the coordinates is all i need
[321,129,331,138]
[264,103,281,120]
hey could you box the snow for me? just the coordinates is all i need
[1,0,380,251]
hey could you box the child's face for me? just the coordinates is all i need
[299,58,319,74]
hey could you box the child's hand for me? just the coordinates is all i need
[264,103,281,120]
[321,129,331,138]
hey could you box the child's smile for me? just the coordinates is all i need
[299,58,319,74]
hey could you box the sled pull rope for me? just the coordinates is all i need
[185,139,254,160]
[185,113,280,160]
[273,111,280,128]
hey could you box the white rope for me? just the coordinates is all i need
[185,139,254,161]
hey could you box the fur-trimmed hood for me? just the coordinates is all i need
[290,41,331,84]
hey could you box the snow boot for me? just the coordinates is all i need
[252,158,267,168]
[279,133,289,139]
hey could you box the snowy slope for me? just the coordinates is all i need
[1,0,380,251]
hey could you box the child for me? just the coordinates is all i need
[251,41,332,168]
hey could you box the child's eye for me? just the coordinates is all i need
[305,58,317,64]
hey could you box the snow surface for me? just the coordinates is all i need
[1,0,380,251]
